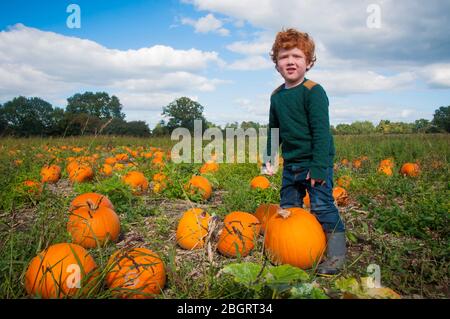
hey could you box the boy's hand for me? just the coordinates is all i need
[261,162,274,176]
[306,170,325,187]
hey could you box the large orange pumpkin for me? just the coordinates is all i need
[176,208,211,250]
[185,176,212,200]
[123,171,149,194]
[264,207,326,269]
[105,247,166,299]
[69,192,114,212]
[217,211,260,257]
[40,164,61,183]
[400,163,420,177]
[25,243,97,298]
[250,176,270,190]
[67,206,120,248]
[254,204,279,234]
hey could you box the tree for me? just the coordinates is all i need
[162,97,207,133]
[432,106,450,132]
[152,120,170,136]
[1,96,56,136]
[413,119,432,133]
[66,92,125,119]
[0,103,7,134]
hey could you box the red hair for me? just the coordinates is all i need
[270,28,316,70]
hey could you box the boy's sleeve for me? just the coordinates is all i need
[306,85,331,181]
[264,100,280,164]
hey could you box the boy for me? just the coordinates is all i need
[263,28,346,275]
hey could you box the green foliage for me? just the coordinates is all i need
[162,97,207,133]
[221,262,317,298]
[432,105,450,132]
[66,92,125,120]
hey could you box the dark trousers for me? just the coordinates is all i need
[280,165,345,233]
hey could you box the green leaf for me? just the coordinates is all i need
[290,283,329,299]
[265,264,309,284]
[221,262,266,291]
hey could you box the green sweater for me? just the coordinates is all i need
[266,78,335,180]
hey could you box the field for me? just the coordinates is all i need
[0,134,448,299]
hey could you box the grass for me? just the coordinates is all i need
[0,134,448,299]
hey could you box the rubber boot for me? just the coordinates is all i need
[317,232,347,276]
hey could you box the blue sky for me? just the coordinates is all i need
[1,0,449,128]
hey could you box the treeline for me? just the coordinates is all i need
[0,93,449,137]
[0,93,151,137]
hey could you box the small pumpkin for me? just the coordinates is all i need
[333,186,349,206]
[217,211,260,257]
[400,163,420,177]
[123,171,149,194]
[69,164,94,183]
[105,247,166,299]
[250,176,270,190]
[176,208,211,250]
[25,243,97,298]
[200,162,219,174]
[264,207,325,269]
[40,164,61,183]
[378,165,393,176]
[67,206,120,248]
[185,175,212,200]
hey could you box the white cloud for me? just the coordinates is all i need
[228,56,272,70]
[307,69,417,95]
[181,13,230,36]
[226,40,272,56]
[0,24,227,121]
[421,63,450,88]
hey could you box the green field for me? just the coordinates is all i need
[0,134,448,299]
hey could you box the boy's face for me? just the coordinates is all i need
[276,47,312,87]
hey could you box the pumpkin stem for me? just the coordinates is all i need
[277,208,291,219]
[86,199,98,210]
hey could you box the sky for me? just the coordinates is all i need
[0,0,449,128]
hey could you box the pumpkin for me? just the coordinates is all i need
[69,164,94,183]
[115,153,129,161]
[70,192,114,211]
[217,211,260,257]
[332,186,349,206]
[303,192,311,208]
[254,204,279,234]
[185,176,212,200]
[176,208,211,250]
[105,247,166,299]
[200,162,219,174]
[352,159,362,169]
[105,157,117,165]
[22,180,42,195]
[123,171,149,194]
[40,164,61,183]
[378,165,393,176]
[101,163,113,176]
[250,176,270,190]
[341,158,349,166]
[400,163,420,177]
[337,175,352,189]
[153,173,167,183]
[67,206,120,248]
[264,207,325,269]
[25,243,97,298]
[379,158,395,169]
